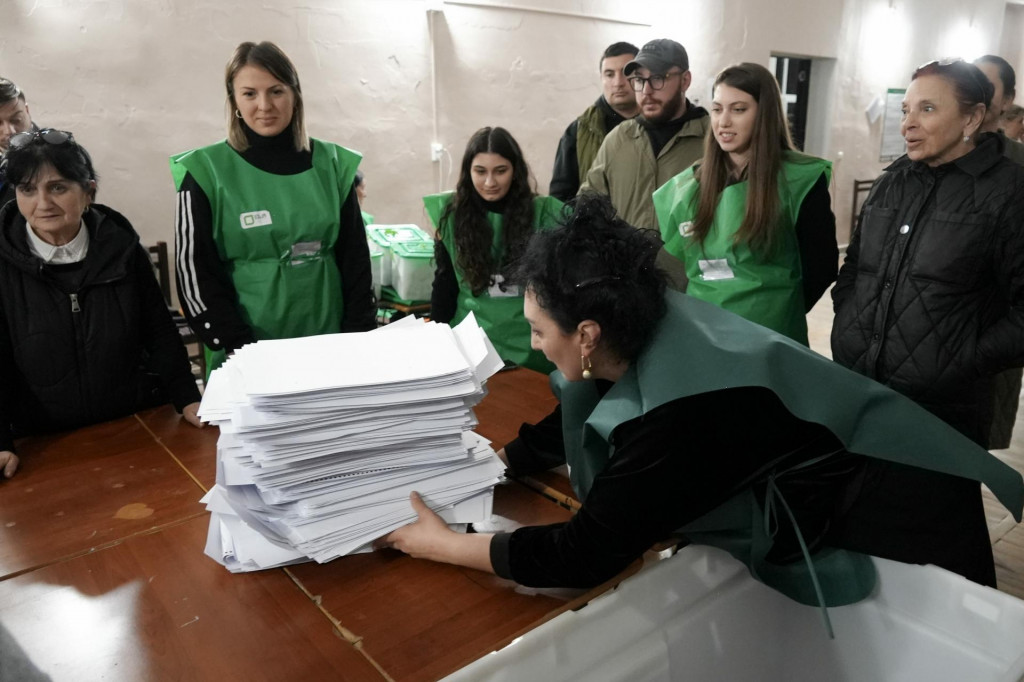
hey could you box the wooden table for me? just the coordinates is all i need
[0,368,625,681]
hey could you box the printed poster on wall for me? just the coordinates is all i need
[880,88,907,162]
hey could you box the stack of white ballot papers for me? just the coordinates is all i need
[196,313,508,573]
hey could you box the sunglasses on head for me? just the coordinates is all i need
[917,58,989,104]
[8,129,75,151]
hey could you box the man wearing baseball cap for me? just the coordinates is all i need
[581,39,708,236]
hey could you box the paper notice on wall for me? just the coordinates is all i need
[865,96,885,124]
[879,88,907,162]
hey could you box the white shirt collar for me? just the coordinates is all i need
[26,219,90,264]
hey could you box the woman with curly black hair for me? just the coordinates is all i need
[425,127,563,372]
[380,192,1022,602]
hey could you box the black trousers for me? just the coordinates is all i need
[828,460,997,588]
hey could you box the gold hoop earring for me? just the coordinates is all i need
[581,355,593,380]
[235,109,242,119]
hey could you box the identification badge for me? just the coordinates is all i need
[487,274,520,298]
[239,210,272,229]
[289,241,323,265]
[698,259,735,281]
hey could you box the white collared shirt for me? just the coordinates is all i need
[26,219,90,264]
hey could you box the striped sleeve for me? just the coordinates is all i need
[174,189,206,317]
[173,173,256,353]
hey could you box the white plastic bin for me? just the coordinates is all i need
[367,240,384,299]
[365,224,431,286]
[391,240,434,302]
[443,545,1024,682]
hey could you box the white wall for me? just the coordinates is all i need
[1001,3,1024,99]
[0,0,1016,274]
[825,0,1010,243]
[2,0,652,260]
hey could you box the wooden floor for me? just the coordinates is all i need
[807,289,1024,600]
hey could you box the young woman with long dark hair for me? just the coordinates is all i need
[426,126,563,371]
[654,62,837,345]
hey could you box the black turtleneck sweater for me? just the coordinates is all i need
[174,125,375,353]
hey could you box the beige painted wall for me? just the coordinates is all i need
[1002,3,1024,100]
[0,0,1015,279]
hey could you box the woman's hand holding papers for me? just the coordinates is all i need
[182,402,204,429]
[0,451,19,479]
[378,492,495,573]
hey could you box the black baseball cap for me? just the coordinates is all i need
[623,39,689,76]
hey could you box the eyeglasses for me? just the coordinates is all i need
[0,78,21,99]
[8,129,75,150]
[628,71,683,93]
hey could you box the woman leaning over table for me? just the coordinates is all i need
[0,131,202,479]
[654,62,837,345]
[425,126,564,373]
[171,41,375,376]
[379,193,1022,599]
[831,59,1024,587]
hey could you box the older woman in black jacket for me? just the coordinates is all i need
[0,130,202,478]
[831,59,1024,586]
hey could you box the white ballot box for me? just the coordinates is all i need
[445,545,1024,682]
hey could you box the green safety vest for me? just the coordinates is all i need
[170,139,361,372]
[653,152,830,345]
[553,290,1024,607]
[424,192,564,373]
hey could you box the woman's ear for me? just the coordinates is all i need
[577,319,602,352]
[965,103,986,138]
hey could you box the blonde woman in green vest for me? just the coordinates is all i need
[425,127,563,372]
[171,41,375,376]
[379,193,1022,601]
[654,63,838,345]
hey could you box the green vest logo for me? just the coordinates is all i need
[240,211,273,229]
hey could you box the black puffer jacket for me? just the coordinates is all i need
[0,202,201,452]
[831,134,1024,444]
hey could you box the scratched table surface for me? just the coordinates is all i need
[0,367,629,681]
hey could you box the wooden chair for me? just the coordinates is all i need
[850,179,876,237]
[147,242,207,384]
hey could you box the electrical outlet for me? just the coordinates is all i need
[430,143,443,162]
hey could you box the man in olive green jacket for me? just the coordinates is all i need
[549,41,639,202]
[581,39,709,232]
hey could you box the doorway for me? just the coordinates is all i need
[770,55,812,151]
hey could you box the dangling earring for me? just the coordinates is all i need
[581,355,593,380]
[235,109,243,119]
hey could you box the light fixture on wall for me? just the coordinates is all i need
[864,0,910,83]
[940,18,984,61]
